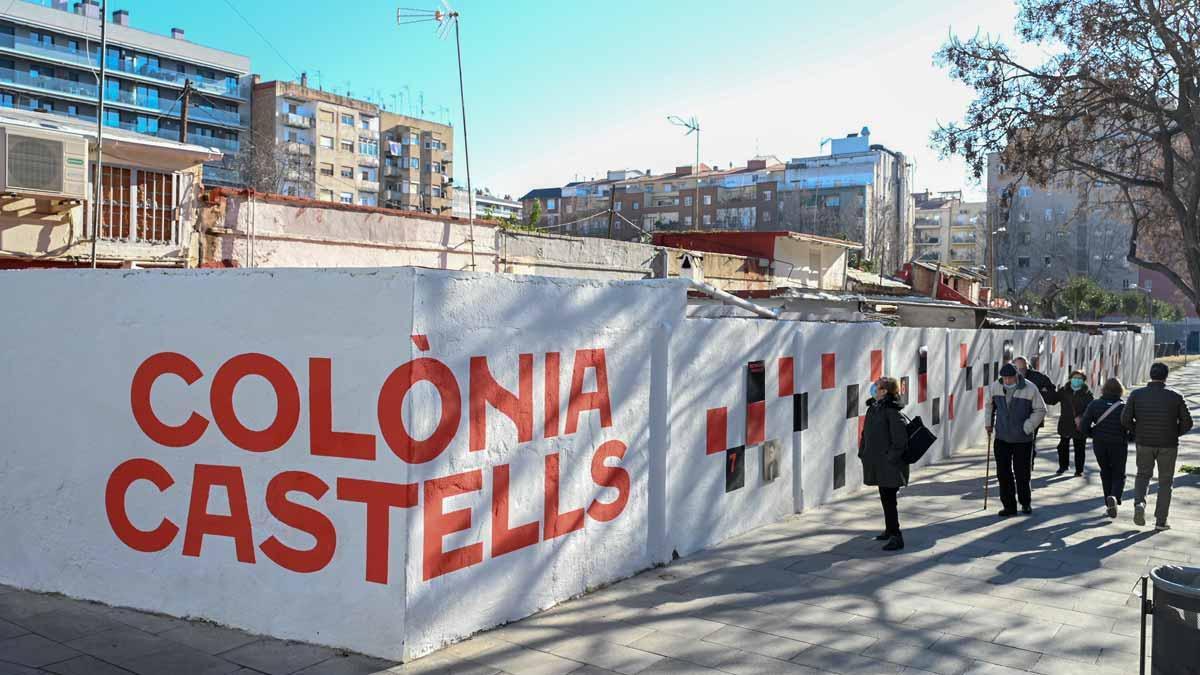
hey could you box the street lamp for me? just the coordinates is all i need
[397,3,476,271]
[667,115,700,229]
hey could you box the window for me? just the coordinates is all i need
[67,39,79,53]
[359,193,377,207]
[319,136,334,149]
[285,130,301,143]
[662,183,672,192]
[340,167,353,178]
[66,104,77,116]
[1020,232,1031,244]
[359,139,378,156]
[360,166,377,182]
[409,132,418,145]
[340,139,354,153]
[1044,208,1053,223]
[339,192,354,204]
[319,163,334,177]
[684,196,693,207]
[341,113,354,125]
[685,216,693,227]
[762,210,771,223]
[825,195,841,207]
[1018,186,1032,197]
[565,204,574,214]
[762,190,772,201]
[1044,256,1052,265]
[319,109,335,124]
[546,198,556,210]
[703,195,711,205]
[409,157,419,169]
[615,202,622,212]
[320,189,334,202]
[431,186,443,198]
[703,214,711,225]
[360,116,373,130]
[1017,256,1030,268]
[93,166,180,244]
[632,202,639,210]
[286,102,300,115]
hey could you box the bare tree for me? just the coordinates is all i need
[230,128,316,196]
[934,0,1200,312]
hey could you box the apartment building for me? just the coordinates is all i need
[987,153,1136,296]
[912,190,986,267]
[519,127,915,275]
[518,187,562,229]
[453,188,520,221]
[0,1,250,187]
[250,77,380,205]
[380,111,453,215]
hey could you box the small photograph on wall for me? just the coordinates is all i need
[899,376,910,407]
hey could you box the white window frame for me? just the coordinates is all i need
[91,165,186,245]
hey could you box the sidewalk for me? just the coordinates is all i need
[3,365,1199,675]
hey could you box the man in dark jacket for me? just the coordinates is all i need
[859,378,910,551]
[986,363,1048,516]
[1121,363,1194,529]
[1014,357,1057,466]
[1081,378,1132,518]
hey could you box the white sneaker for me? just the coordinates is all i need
[1134,503,1146,526]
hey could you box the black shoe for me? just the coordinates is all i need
[1021,506,1033,515]
[1074,471,1084,477]
[998,509,1017,517]
[873,531,891,541]
[1055,469,1066,475]
[882,533,905,551]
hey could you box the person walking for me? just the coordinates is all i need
[1054,370,1093,476]
[986,363,1048,516]
[859,377,909,551]
[1014,357,1057,466]
[1121,362,1193,530]
[1081,378,1132,518]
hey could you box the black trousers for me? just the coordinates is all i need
[994,439,1033,511]
[1057,436,1086,472]
[1093,441,1129,502]
[878,486,900,534]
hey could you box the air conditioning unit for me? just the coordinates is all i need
[0,125,88,200]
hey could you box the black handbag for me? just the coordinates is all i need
[901,414,937,464]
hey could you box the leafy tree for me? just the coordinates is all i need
[934,1,1200,314]
[525,200,542,229]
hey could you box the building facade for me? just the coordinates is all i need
[987,153,1136,297]
[380,111,453,214]
[518,187,562,229]
[453,188,520,221]
[250,77,380,206]
[912,190,986,267]
[518,128,914,275]
[0,1,250,187]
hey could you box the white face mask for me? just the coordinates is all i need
[1003,382,1018,391]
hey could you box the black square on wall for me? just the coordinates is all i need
[1003,340,1014,363]
[725,446,745,492]
[833,452,846,490]
[983,362,991,383]
[846,384,860,419]
[932,397,942,426]
[918,347,929,375]
[965,365,973,390]
[793,392,808,432]
[993,361,1000,381]
[747,361,766,404]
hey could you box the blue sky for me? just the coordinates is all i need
[80,0,1029,200]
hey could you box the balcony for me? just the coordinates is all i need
[0,66,97,98]
[152,130,240,154]
[284,113,314,128]
[359,155,379,167]
[188,105,242,127]
[0,34,242,100]
[283,141,311,156]
[915,217,942,228]
[383,165,402,177]
[203,165,241,186]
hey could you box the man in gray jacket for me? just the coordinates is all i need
[986,363,1048,516]
[1121,362,1193,529]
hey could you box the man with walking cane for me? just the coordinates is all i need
[986,363,1047,516]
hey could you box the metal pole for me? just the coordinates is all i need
[1139,575,1148,675]
[694,130,700,228]
[984,430,992,510]
[90,0,107,269]
[453,17,476,271]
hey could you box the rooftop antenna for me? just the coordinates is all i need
[397,0,476,270]
[667,114,700,228]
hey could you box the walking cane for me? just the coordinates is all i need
[984,429,992,510]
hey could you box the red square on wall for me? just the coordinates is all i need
[949,393,956,421]
[821,353,836,390]
[918,372,928,403]
[779,357,795,397]
[706,407,727,455]
[977,387,985,411]
[746,401,765,446]
[960,343,968,368]
[870,350,883,382]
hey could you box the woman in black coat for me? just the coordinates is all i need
[859,377,910,551]
[1054,370,1094,476]
[1080,378,1133,518]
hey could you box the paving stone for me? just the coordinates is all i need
[961,661,1032,675]
[790,644,905,674]
[119,645,244,675]
[0,660,44,675]
[542,635,664,675]
[468,640,584,675]
[293,653,399,674]
[96,608,187,635]
[0,620,28,642]
[635,657,726,674]
[41,655,133,675]
[701,624,810,661]
[627,632,730,669]
[0,594,76,623]
[711,649,825,675]
[64,628,169,663]
[862,641,974,675]
[384,655,499,675]
[17,608,124,643]
[928,634,1041,670]
[157,622,260,655]
[216,639,338,675]
[0,634,79,667]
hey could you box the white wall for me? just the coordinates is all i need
[0,267,1152,662]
